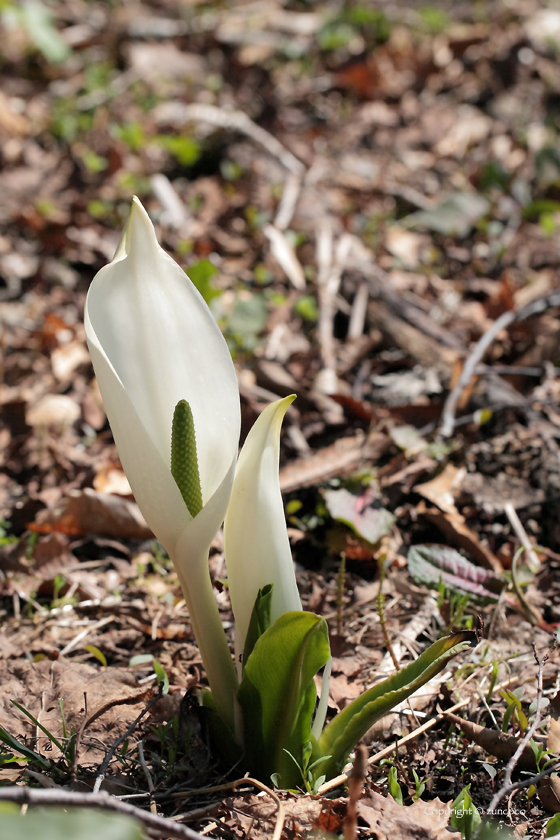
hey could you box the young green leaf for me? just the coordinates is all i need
[85,644,107,667]
[315,632,474,781]
[152,659,169,695]
[0,726,50,769]
[238,610,330,788]
[11,700,65,753]
[242,584,274,668]
[388,766,403,805]
[450,785,481,840]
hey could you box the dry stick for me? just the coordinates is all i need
[70,692,89,786]
[504,502,541,572]
[138,741,157,816]
[93,691,163,793]
[0,787,207,840]
[274,171,303,231]
[439,309,515,439]
[439,290,560,438]
[343,745,368,840]
[162,103,305,177]
[169,777,285,840]
[377,556,400,673]
[475,645,549,834]
[152,101,306,241]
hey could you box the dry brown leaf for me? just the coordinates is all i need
[539,776,560,813]
[224,792,322,839]
[444,711,542,770]
[414,464,466,515]
[0,659,148,762]
[26,394,81,428]
[357,792,454,839]
[93,465,133,496]
[279,432,389,492]
[30,489,153,541]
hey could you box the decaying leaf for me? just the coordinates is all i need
[444,711,544,771]
[29,489,153,541]
[324,487,395,545]
[357,792,454,840]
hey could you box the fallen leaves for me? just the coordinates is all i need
[30,489,153,541]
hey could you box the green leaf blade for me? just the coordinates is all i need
[316,632,473,781]
[242,583,274,668]
[238,610,330,788]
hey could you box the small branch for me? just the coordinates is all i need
[377,556,400,673]
[504,502,540,572]
[343,745,367,840]
[439,291,560,438]
[475,646,549,834]
[138,741,157,815]
[93,691,163,793]
[0,787,207,840]
[153,102,305,177]
[439,310,515,438]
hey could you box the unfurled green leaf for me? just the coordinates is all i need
[0,726,50,769]
[238,611,330,788]
[315,632,473,781]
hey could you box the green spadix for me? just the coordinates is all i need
[171,399,203,518]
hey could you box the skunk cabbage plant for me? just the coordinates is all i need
[85,198,472,789]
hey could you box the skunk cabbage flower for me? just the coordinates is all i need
[224,396,301,668]
[84,197,240,726]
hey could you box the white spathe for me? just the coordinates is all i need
[224,396,302,669]
[84,197,240,726]
[84,197,302,731]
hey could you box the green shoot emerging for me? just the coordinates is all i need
[171,399,203,517]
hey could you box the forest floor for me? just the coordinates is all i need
[1,0,560,838]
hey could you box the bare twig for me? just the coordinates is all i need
[0,786,207,840]
[377,556,400,673]
[263,224,305,289]
[138,741,157,815]
[93,691,163,793]
[168,776,285,840]
[70,693,88,785]
[439,310,515,438]
[153,102,305,177]
[274,172,303,231]
[439,291,560,437]
[475,646,549,833]
[343,745,368,840]
[504,502,541,572]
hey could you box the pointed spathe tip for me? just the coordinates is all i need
[112,196,161,264]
